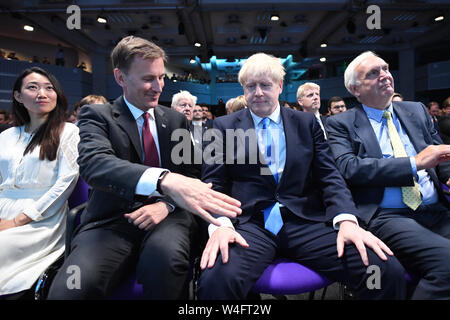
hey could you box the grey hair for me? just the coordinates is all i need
[171,90,197,108]
[344,51,379,95]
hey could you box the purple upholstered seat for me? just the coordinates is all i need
[251,258,332,295]
[110,274,143,300]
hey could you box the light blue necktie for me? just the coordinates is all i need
[261,117,283,235]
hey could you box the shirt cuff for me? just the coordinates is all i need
[333,213,359,230]
[208,217,235,237]
[135,168,169,197]
[409,156,419,179]
[155,199,175,213]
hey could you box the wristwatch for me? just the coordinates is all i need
[156,170,170,195]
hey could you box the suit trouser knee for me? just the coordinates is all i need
[136,210,199,299]
[47,226,139,300]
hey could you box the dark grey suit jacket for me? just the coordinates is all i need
[77,96,198,226]
[326,101,450,225]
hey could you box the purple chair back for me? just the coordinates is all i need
[440,182,450,202]
[252,258,332,295]
[68,177,89,209]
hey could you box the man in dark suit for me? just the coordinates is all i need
[197,53,406,300]
[296,82,328,139]
[48,36,241,299]
[326,51,450,299]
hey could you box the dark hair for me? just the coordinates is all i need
[392,92,403,101]
[12,67,68,161]
[327,96,344,108]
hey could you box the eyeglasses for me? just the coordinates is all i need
[193,109,203,113]
[331,104,346,110]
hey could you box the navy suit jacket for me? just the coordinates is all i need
[326,101,450,225]
[202,106,359,226]
[77,96,198,226]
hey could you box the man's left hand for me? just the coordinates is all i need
[124,202,170,231]
[336,220,393,266]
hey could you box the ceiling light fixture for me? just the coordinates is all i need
[23,25,34,31]
[320,57,326,62]
[270,14,280,21]
[434,15,444,22]
[190,58,196,64]
[320,43,327,48]
[194,42,202,47]
[97,16,107,24]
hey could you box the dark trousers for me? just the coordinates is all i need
[198,209,406,300]
[48,209,203,300]
[367,202,450,299]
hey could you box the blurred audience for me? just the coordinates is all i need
[427,101,441,132]
[391,92,403,102]
[229,95,247,114]
[439,97,450,144]
[71,94,108,124]
[328,96,347,115]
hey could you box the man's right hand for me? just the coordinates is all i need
[200,227,249,270]
[160,172,242,226]
[415,145,450,171]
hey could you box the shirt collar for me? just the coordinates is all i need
[123,95,155,121]
[362,102,393,123]
[249,103,282,127]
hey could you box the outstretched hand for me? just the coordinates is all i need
[160,172,242,226]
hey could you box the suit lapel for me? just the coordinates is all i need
[113,96,143,163]
[277,106,294,188]
[354,105,384,158]
[154,106,170,167]
[392,102,426,152]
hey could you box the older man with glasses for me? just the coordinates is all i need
[171,90,196,121]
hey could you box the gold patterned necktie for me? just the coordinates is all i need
[382,111,422,210]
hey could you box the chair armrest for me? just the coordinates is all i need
[65,202,87,258]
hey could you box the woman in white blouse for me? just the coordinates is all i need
[0,67,79,298]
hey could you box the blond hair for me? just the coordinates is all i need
[296,82,320,100]
[238,53,285,86]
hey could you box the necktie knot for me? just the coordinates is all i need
[261,117,270,129]
[382,110,392,120]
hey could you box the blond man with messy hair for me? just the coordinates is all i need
[197,52,404,300]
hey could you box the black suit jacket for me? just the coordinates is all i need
[202,106,359,226]
[77,96,198,226]
[326,101,450,225]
